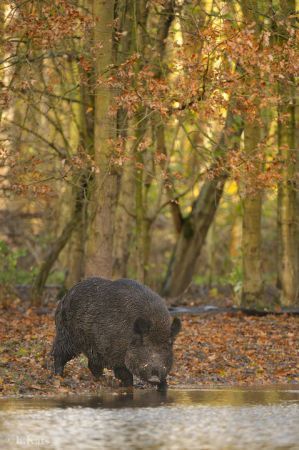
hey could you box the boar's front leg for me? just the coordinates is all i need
[157,379,168,391]
[87,351,104,380]
[114,366,133,387]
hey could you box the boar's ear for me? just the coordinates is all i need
[134,318,151,336]
[170,317,181,338]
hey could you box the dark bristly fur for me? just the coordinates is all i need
[52,277,181,389]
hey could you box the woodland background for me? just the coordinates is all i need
[0,0,298,311]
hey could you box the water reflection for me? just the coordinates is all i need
[0,388,298,449]
[1,387,298,410]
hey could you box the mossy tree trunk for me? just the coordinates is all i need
[0,2,5,124]
[112,1,136,279]
[276,0,298,306]
[240,0,265,310]
[277,84,298,305]
[64,0,94,288]
[112,154,135,278]
[240,122,263,309]
[84,0,119,278]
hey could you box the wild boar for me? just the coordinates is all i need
[52,277,181,389]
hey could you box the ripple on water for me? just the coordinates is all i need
[0,389,298,450]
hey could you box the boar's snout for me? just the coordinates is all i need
[147,366,167,384]
[125,347,171,384]
[136,357,170,384]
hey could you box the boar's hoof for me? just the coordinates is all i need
[88,359,104,380]
[54,366,64,377]
[114,367,134,387]
[157,379,168,392]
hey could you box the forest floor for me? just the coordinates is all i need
[0,301,298,397]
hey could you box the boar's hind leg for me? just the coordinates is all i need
[114,367,133,387]
[87,352,104,380]
[52,331,76,377]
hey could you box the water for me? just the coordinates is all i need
[0,388,298,449]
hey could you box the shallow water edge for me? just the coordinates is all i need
[1,387,298,450]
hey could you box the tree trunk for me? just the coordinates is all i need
[277,83,298,305]
[240,121,264,308]
[239,0,266,310]
[276,0,298,306]
[31,207,80,305]
[0,2,5,124]
[135,117,148,283]
[134,0,176,283]
[65,26,94,287]
[163,177,226,297]
[84,0,119,278]
[112,146,135,278]
[162,106,243,297]
[111,1,137,279]
[65,175,89,288]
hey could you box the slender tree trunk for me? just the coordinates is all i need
[241,195,263,304]
[112,1,136,279]
[134,0,176,283]
[67,221,86,287]
[0,2,5,124]
[84,0,119,278]
[277,82,298,305]
[65,175,89,288]
[31,207,80,305]
[135,117,148,283]
[99,0,151,282]
[239,0,267,310]
[112,145,135,278]
[276,0,298,306]
[206,221,216,287]
[230,207,242,260]
[131,0,150,283]
[240,121,264,308]
[65,48,94,288]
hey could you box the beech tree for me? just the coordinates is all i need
[0,0,298,310]
[240,0,264,309]
[276,0,298,306]
[84,0,119,278]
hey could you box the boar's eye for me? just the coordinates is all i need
[170,317,181,338]
[134,317,152,336]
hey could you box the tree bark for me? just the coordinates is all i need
[65,174,89,288]
[277,81,298,305]
[241,120,263,308]
[111,1,138,279]
[65,28,94,287]
[239,0,266,309]
[276,0,298,306]
[112,174,135,278]
[0,2,5,124]
[84,0,119,278]
[112,141,135,278]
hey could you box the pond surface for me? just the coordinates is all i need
[0,387,298,449]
